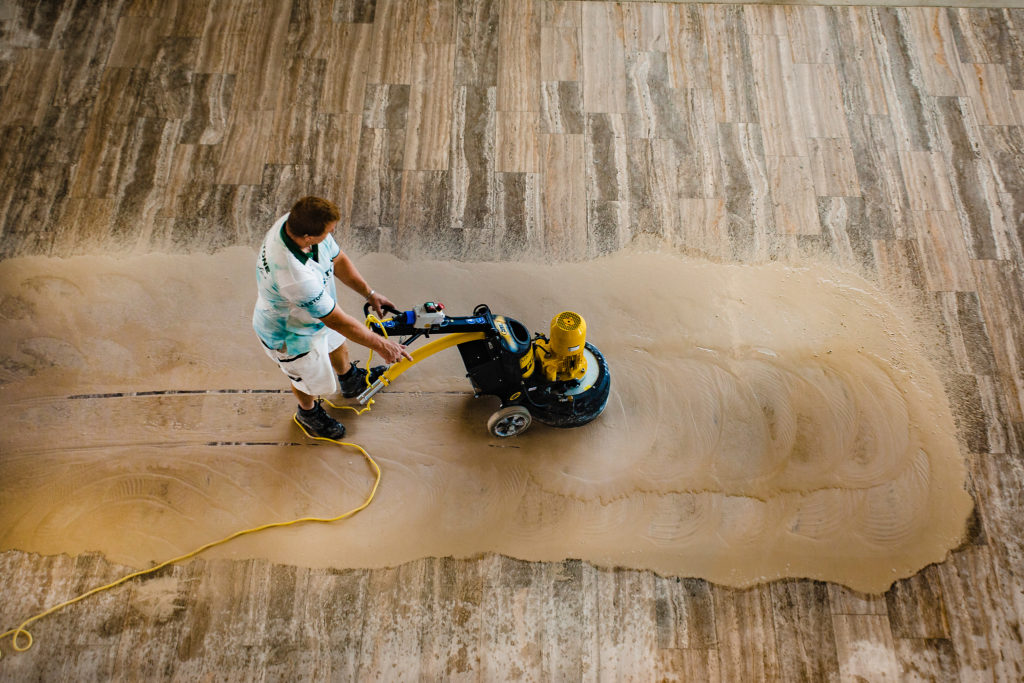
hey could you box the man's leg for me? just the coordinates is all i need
[328,343,351,375]
[292,385,316,411]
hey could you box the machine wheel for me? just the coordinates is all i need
[488,405,533,438]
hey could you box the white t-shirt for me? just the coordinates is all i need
[252,213,341,355]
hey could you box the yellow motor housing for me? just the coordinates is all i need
[533,311,588,382]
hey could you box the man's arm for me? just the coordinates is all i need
[319,305,412,364]
[332,249,395,317]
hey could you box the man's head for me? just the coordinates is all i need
[287,196,341,237]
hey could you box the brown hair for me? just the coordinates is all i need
[287,196,340,237]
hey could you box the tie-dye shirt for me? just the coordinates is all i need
[253,213,341,355]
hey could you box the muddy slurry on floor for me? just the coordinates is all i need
[0,249,972,592]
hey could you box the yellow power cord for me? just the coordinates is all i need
[0,316,393,660]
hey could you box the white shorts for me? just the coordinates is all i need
[261,328,345,396]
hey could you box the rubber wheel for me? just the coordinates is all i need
[488,405,533,438]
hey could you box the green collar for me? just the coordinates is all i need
[280,222,318,264]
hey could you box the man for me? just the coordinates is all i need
[253,196,412,439]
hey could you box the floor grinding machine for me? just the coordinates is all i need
[358,302,611,437]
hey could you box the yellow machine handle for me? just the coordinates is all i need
[356,331,487,404]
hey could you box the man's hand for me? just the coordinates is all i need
[366,291,396,318]
[376,337,414,364]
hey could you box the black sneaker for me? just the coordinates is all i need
[295,401,346,439]
[339,361,386,398]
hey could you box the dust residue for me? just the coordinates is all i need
[0,249,972,592]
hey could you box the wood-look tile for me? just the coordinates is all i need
[34,554,131,681]
[809,138,860,197]
[215,109,274,184]
[626,50,688,140]
[786,6,836,64]
[817,197,876,271]
[743,5,788,37]
[874,7,937,152]
[771,581,841,683]
[365,0,415,85]
[542,133,586,259]
[622,2,668,53]
[718,122,774,261]
[656,649,721,682]
[977,373,1018,455]
[845,115,909,240]
[540,26,580,82]
[178,72,235,145]
[286,0,335,60]
[971,259,1024,421]
[904,8,964,97]
[350,124,405,232]
[748,34,807,158]
[677,198,729,259]
[166,0,211,38]
[230,1,291,111]
[934,97,1012,260]
[947,8,1024,91]
[796,63,848,140]
[496,110,539,173]
[900,151,957,211]
[495,171,542,258]
[704,5,759,124]
[912,211,976,291]
[540,80,584,134]
[885,567,950,639]
[952,375,994,454]
[893,638,961,683]
[71,122,131,198]
[832,614,901,681]
[398,170,452,258]
[0,49,61,127]
[193,0,242,74]
[627,137,672,239]
[581,2,627,114]
[405,42,455,171]
[981,126,1024,253]
[362,82,410,130]
[542,1,581,29]
[414,0,455,44]
[56,198,117,253]
[655,577,716,650]
[936,547,1024,680]
[585,112,628,204]
[497,0,539,113]
[768,155,821,235]
[454,0,499,87]
[960,62,1022,126]
[322,21,372,115]
[665,5,711,91]
[829,7,889,118]
[872,238,929,296]
[110,117,183,246]
[936,291,999,375]
[587,199,627,257]
[268,57,328,164]
[333,0,377,24]
[448,84,496,234]
[107,14,166,68]
[307,113,362,225]
[591,568,658,678]
[713,585,781,681]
